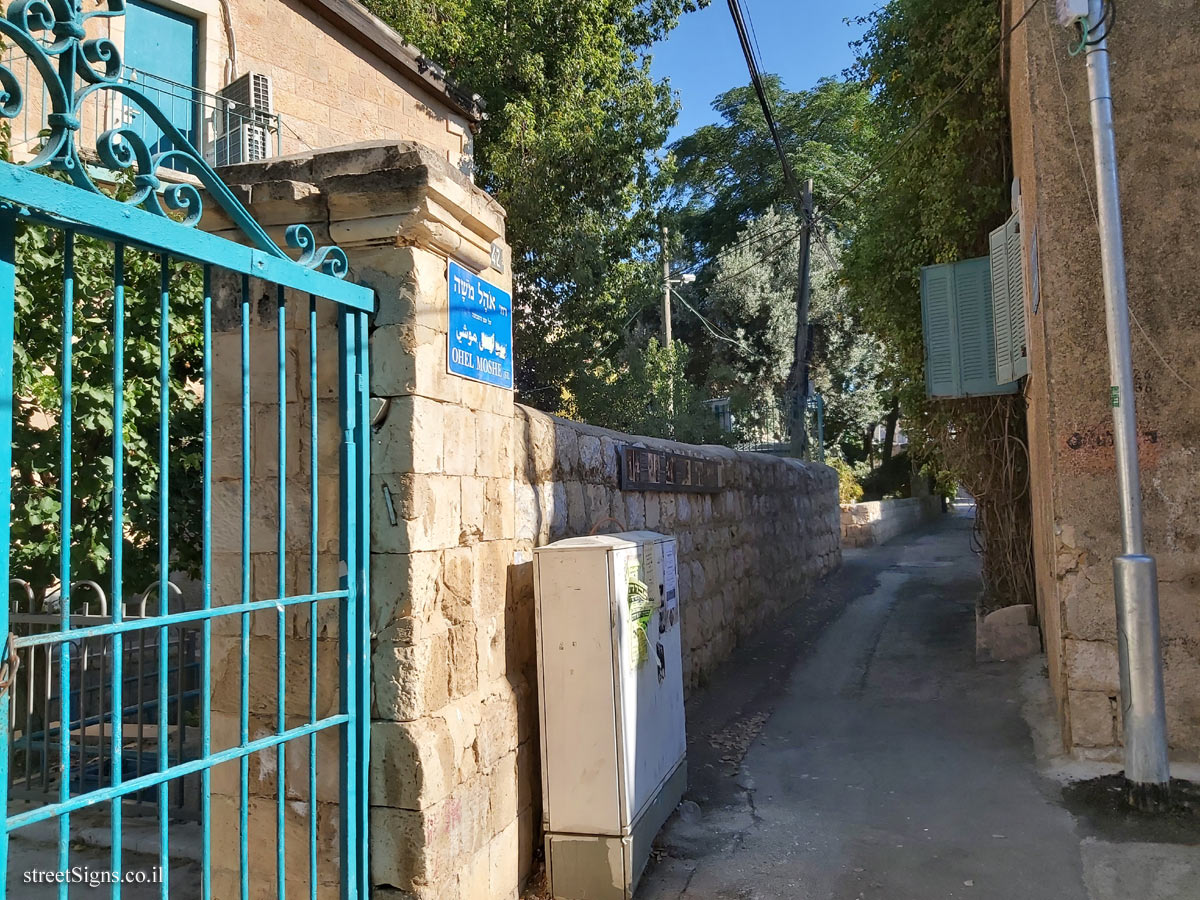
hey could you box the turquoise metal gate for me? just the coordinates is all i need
[0,2,371,897]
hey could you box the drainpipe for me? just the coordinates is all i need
[1082,0,1170,808]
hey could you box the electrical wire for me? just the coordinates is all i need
[670,287,752,350]
[1068,16,1089,56]
[707,233,799,287]
[726,0,807,215]
[1086,0,1115,44]
[676,222,804,276]
[815,0,1044,230]
[743,0,768,75]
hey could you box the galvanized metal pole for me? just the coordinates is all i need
[1083,0,1170,807]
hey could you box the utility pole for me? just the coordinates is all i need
[1079,0,1170,808]
[789,179,814,459]
[661,225,673,349]
[660,225,675,423]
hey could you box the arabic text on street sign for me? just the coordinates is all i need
[448,259,513,389]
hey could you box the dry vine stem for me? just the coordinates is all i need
[921,395,1035,614]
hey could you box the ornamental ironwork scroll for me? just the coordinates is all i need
[0,0,347,275]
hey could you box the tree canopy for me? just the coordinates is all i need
[364,0,708,401]
[670,77,876,262]
[841,0,1033,608]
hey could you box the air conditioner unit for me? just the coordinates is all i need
[214,72,273,133]
[208,123,269,167]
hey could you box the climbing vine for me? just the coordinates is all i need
[841,0,1034,610]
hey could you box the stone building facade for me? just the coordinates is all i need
[1005,0,1200,758]
[5,0,481,174]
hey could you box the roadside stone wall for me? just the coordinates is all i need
[512,407,842,692]
[840,497,942,549]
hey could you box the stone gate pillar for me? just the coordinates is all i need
[206,141,534,900]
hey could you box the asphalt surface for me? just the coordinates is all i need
[638,510,1200,900]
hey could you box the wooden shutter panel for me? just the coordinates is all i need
[955,257,1004,396]
[1006,214,1029,379]
[920,264,959,397]
[990,222,1014,384]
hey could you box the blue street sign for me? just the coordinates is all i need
[448,259,514,389]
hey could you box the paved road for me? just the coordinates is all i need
[639,511,1200,900]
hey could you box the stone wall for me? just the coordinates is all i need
[1006,0,1200,758]
[840,497,942,549]
[512,407,842,692]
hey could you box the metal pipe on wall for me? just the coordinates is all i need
[1082,0,1170,807]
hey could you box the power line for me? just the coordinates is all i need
[816,0,1045,228]
[726,0,805,214]
[682,2,1044,316]
[708,232,799,287]
[670,287,750,350]
[742,0,768,74]
[677,222,803,275]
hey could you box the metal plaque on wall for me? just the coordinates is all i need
[618,445,722,493]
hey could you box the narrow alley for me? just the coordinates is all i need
[639,511,1200,900]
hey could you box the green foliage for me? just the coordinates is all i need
[841,0,1012,422]
[670,78,877,257]
[666,77,888,459]
[841,0,1034,607]
[565,338,721,445]
[4,164,204,602]
[363,0,707,406]
[677,206,886,458]
[859,449,913,501]
[829,455,864,506]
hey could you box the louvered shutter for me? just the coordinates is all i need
[920,258,1019,399]
[1006,215,1029,378]
[921,264,959,397]
[990,222,1014,384]
[955,257,1003,396]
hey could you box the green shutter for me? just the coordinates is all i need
[920,257,1019,399]
[955,257,1004,396]
[990,222,1014,384]
[921,264,959,397]
[1006,215,1029,378]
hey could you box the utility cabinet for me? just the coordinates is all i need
[533,532,687,900]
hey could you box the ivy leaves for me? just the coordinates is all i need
[9,225,204,604]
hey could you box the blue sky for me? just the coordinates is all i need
[651,0,881,143]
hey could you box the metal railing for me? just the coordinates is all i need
[706,393,794,454]
[8,579,201,821]
[1,46,283,168]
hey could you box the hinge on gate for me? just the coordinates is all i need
[0,633,20,699]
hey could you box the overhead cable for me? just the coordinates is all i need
[726,0,807,216]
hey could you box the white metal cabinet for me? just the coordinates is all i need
[534,532,687,900]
